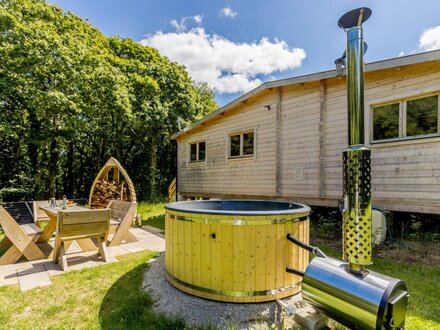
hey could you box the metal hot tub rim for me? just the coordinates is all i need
[164,200,311,303]
[165,199,311,216]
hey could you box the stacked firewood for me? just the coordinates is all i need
[90,179,130,208]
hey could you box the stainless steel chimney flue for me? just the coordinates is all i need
[347,25,365,146]
[338,7,373,273]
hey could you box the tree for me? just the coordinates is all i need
[0,0,217,201]
[107,37,217,199]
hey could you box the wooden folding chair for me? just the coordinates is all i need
[107,201,137,247]
[53,209,110,271]
[0,206,46,265]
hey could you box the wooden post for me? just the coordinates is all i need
[114,167,120,182]
[60,244,68,271]
[319,80,326,198]
[120,181,125,201]
[275,87,283,196]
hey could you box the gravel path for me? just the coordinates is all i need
[142,253,307,329]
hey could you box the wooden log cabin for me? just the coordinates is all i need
[172,50,440,214]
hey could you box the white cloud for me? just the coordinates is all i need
[170,20,182,32]
[140,28,306,94]
[170,15,202,32]
[419,25,440,51]
[398,51,405,57]
[193,15,202,24]
[220,5,237,18]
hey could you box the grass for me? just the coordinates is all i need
[0,251,192,329]
[0,229,5,255]
[138,202,166,230]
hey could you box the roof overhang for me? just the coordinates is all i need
[172,49,440,140]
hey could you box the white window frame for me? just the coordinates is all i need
[370,93,440,144]
[227,130,255,159]
[188,140,207,163]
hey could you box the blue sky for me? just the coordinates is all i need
[50,0,440,106]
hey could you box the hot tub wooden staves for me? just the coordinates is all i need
[165,207,310,303]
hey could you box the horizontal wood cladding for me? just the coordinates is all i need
[279,83,321,198]
[178,92,278,197]
[177,60,440,214]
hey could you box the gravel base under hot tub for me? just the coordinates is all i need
[142,253,308,330]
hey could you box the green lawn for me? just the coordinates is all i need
[138,202,166,230]
[0,251,190,329]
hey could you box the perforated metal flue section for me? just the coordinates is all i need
[342,149,372,266]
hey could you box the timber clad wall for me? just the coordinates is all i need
[178,91,278,197]
[176,59,440,214]
[279,83,321,200]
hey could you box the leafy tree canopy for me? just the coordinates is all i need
[0,0,217,201]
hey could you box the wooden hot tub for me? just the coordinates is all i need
[165,200,311,303]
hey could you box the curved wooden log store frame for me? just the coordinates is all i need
[88,157,137,209]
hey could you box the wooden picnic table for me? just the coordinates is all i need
[37,206,97,252]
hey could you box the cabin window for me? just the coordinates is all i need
[189,141,206,162]
[229,131,254,158]
[372,94,439,142]
[373,103,400,140]
[406,95,438,137]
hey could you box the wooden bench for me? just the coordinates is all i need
[53,209,110,270]
[0,206,46,265]
[107,201,137,247]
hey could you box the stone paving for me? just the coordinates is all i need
[0,226,165,291]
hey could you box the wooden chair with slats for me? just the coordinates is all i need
[0,205,46,265]
[53,209,110,270]
[33,200,59,223]
[107,201,137,247]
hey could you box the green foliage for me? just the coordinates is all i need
[372,103,400,140]
[0,187,30,201]
[194,82,218,117]
[391,212,440,243]
[373,95,438,141]
[406,95,438,137]
[137,201,166,230]
[310,207,342,240]
[0,0,217,201]
[409,215,423,240]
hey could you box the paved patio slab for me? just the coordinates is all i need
[16,264,52,291]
